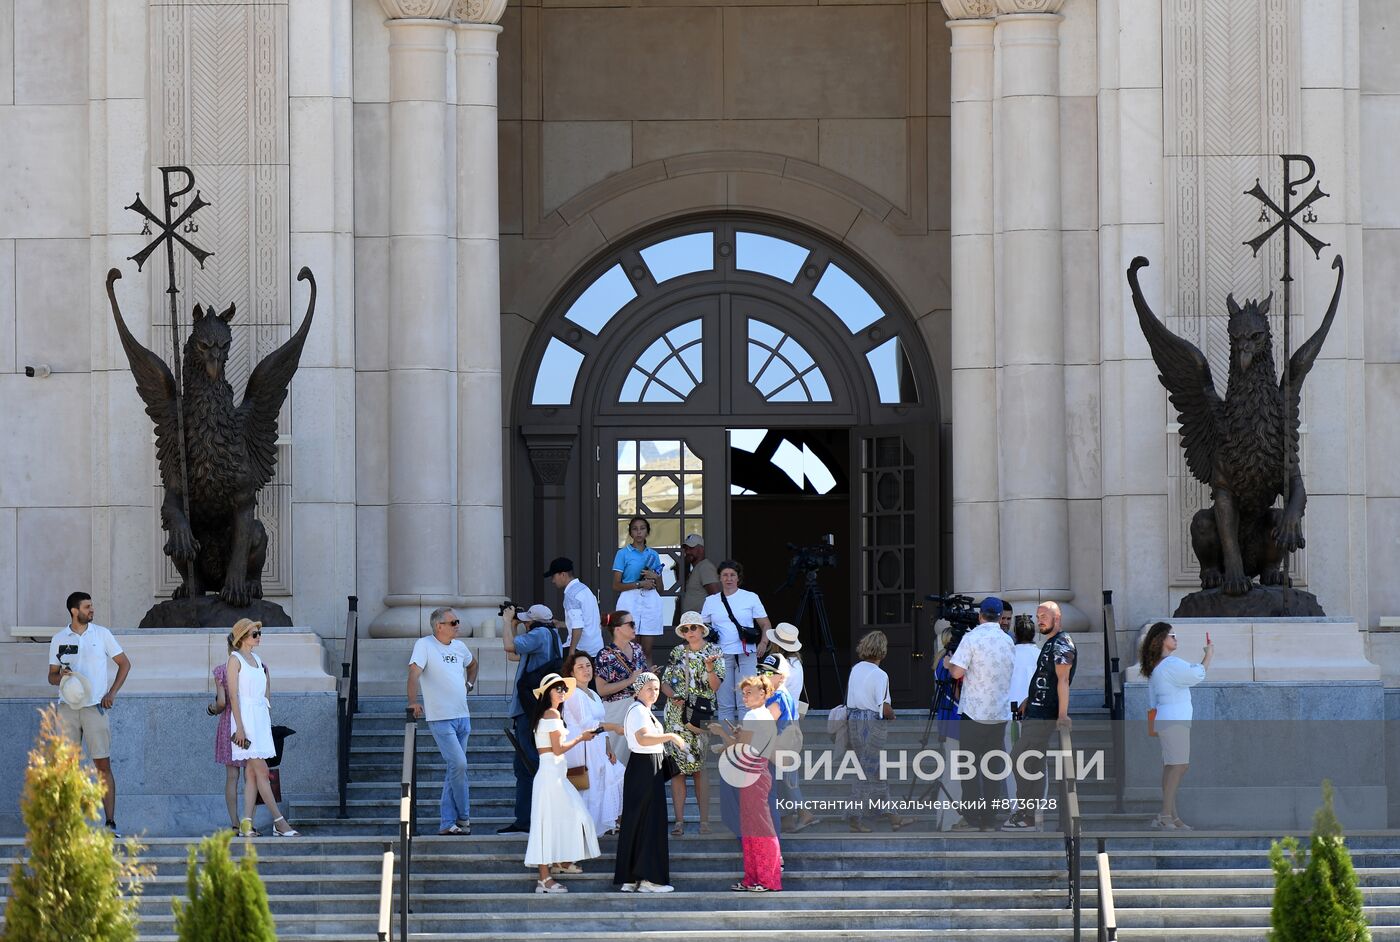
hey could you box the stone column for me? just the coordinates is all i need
[993,2,1084,628]
[941,3,1001,598]
[371,0,462,638]
[452,1,507,630]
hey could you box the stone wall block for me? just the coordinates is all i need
[353,0,391,103]
[541,122,632,217]
[1367,498,1400,620]
[1061,229,1098,364]
[817,118,909,212]
[14,0,85,105]
[1064,362,1101,499]
[291,366,355,504]
[0,240,13,372]
[999,497,1070,590]
[1361,0,1400,93]
[1367,363,1400,498]
[353,103,390,236]
[999,228,1063,359]
[952,498,1001,595]
[1359,94,1400,227]
[1059,95,1097,231]
[290,0,341,99]
[998,363,1069,498]
[354,368,390,506]
[542,8,723,121]
[386,502,456,598]
[386,236,454,369]
[951,367,999,503]
[291,501,355,633]
[0,107,86,239]
[354,237,390,371]
[1362,229,1400,363]
[0,509,15,633]
[17,507,90,626]
[355,504,389,627]
[0,374,91,507]
[290,97,338,235]
[387,368,456,504]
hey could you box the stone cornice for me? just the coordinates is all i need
[941,0,1064,18]
[378,0,454,19]
[452,0,507,25]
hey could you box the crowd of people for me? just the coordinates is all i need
[37,515,1212,873]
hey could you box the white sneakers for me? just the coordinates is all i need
[637,880,674,893]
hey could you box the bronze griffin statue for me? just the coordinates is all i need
[105,266,317,627]
[1127,254,1343,617]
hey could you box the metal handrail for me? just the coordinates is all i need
[337,595,360,818]
[1102,591,1127,813]
[1060,727,1083,942]
[397,714,418,942]
[1096,837,1119,941]
[376,843,395,941]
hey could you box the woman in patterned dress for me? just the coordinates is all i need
[660,610,723,836]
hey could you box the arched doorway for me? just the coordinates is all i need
[512,216,941,706]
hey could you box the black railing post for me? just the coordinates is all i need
[1102,590,1113,710]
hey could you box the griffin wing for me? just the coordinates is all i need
[1127,257,1224,486]
[1281,255,1344,472]
[106,269,184,489]
[239,267,317,490]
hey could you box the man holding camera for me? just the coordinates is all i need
[1002,601,1076,831]
[501,602,566,833]
[47,591,131,836]
[944,597,1014,831]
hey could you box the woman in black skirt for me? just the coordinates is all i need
[613,671,688,893]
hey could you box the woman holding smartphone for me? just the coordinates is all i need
[613,516,665,664]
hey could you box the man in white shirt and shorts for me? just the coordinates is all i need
[945,597,1015,830]
[408,607,480,835]
[47,591,132,836]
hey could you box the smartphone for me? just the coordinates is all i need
[592,725,606,736]
[1206,632,1212,645]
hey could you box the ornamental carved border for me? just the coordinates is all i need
[1162,0,1303,587]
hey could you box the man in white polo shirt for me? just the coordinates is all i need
[408,607,479,835]
[47,591,132,836]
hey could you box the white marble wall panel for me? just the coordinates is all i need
[0,107,87,239]
[1057,0,1095,98]
[0,374,90,508]
[292,232,355,371]
[1064,363,1100,500]
[0,0,12,106]
[1363,230,1400,364]
[15,239,89,374]
[96,506,157,629]
[355,368,389,506]
[540,121,631,216]
[353,103,390,237]
[91,372,152,509]
[1367,364,1400,498]
[0,509,15,635]
[14,0,85,105]
[291,98,340,237]
[101,0,147,102]
[352,0,390,104]
[291,502,355,638]
[1367,499,1400,618]
[355,504,389,630]
[1305,494,1353,618]
[17,507,90,626]
[1067,498,1102,622]
[354,237,389,373]
[0,240,13,373]
[291,367,355,504]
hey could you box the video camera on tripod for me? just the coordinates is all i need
[782,536,837,584]
[924,592,979,652]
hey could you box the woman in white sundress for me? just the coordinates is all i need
[560,651,626,836]
[227,618,298,838]
[525,672,602,893]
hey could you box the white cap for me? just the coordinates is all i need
[527,603,553,623]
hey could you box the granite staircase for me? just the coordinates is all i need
[2,696,1398,939]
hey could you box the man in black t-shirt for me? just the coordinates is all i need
[1002,601,1076,831]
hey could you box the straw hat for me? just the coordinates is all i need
[765,622,802,653]
[673,610,707,640]
[58,670,92,709]
[532,672,576,700]
[231,618,263,649]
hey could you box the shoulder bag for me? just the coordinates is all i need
[719,592,762,649]
[681,655,716,729]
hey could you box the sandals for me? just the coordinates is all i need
[1148,814,1178,830]
[439,824,467,835]
[535,878,568,894]
[888,815,914,832]
[1172,817,1194,831]
[848,818,873,833]
[671,821,685,837]
[238,818,255,838]
[730,882,753,891]
[551,863,583,874]
[697,822,712,835]
[272,816,299,837]
[790,815,819,833]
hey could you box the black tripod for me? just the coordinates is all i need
[790,568,845,707]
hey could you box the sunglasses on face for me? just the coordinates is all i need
[250,631,262,639]
[1167,634,1177,639]
[444,620,461,627]
[681,624,702,633]
[619,620,636,628]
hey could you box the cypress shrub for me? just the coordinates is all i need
[1269,780,1371,942]
[2,706,147,942]
[172,830,277,941]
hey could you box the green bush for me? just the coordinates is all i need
[2,706,147,942]
[172,830,277,941]
[1269,780,1371,942]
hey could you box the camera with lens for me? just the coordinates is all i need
[925,593,979,653]
[785,537,837,574]
[497,600,518,617]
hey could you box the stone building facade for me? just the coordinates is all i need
[0,0,1397,699]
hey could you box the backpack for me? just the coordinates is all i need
[516,625,564,709]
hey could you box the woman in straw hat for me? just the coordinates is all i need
[660,610,724,836]
[227,618,298,837]
[525,672,601,893]
[613,671,688,893]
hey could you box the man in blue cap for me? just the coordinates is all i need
[943,597,1015,830]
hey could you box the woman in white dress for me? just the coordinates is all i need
[1139,621,1214,830]
[525,672,602,893]
[227,618,298,837]
[560,652,626,835]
